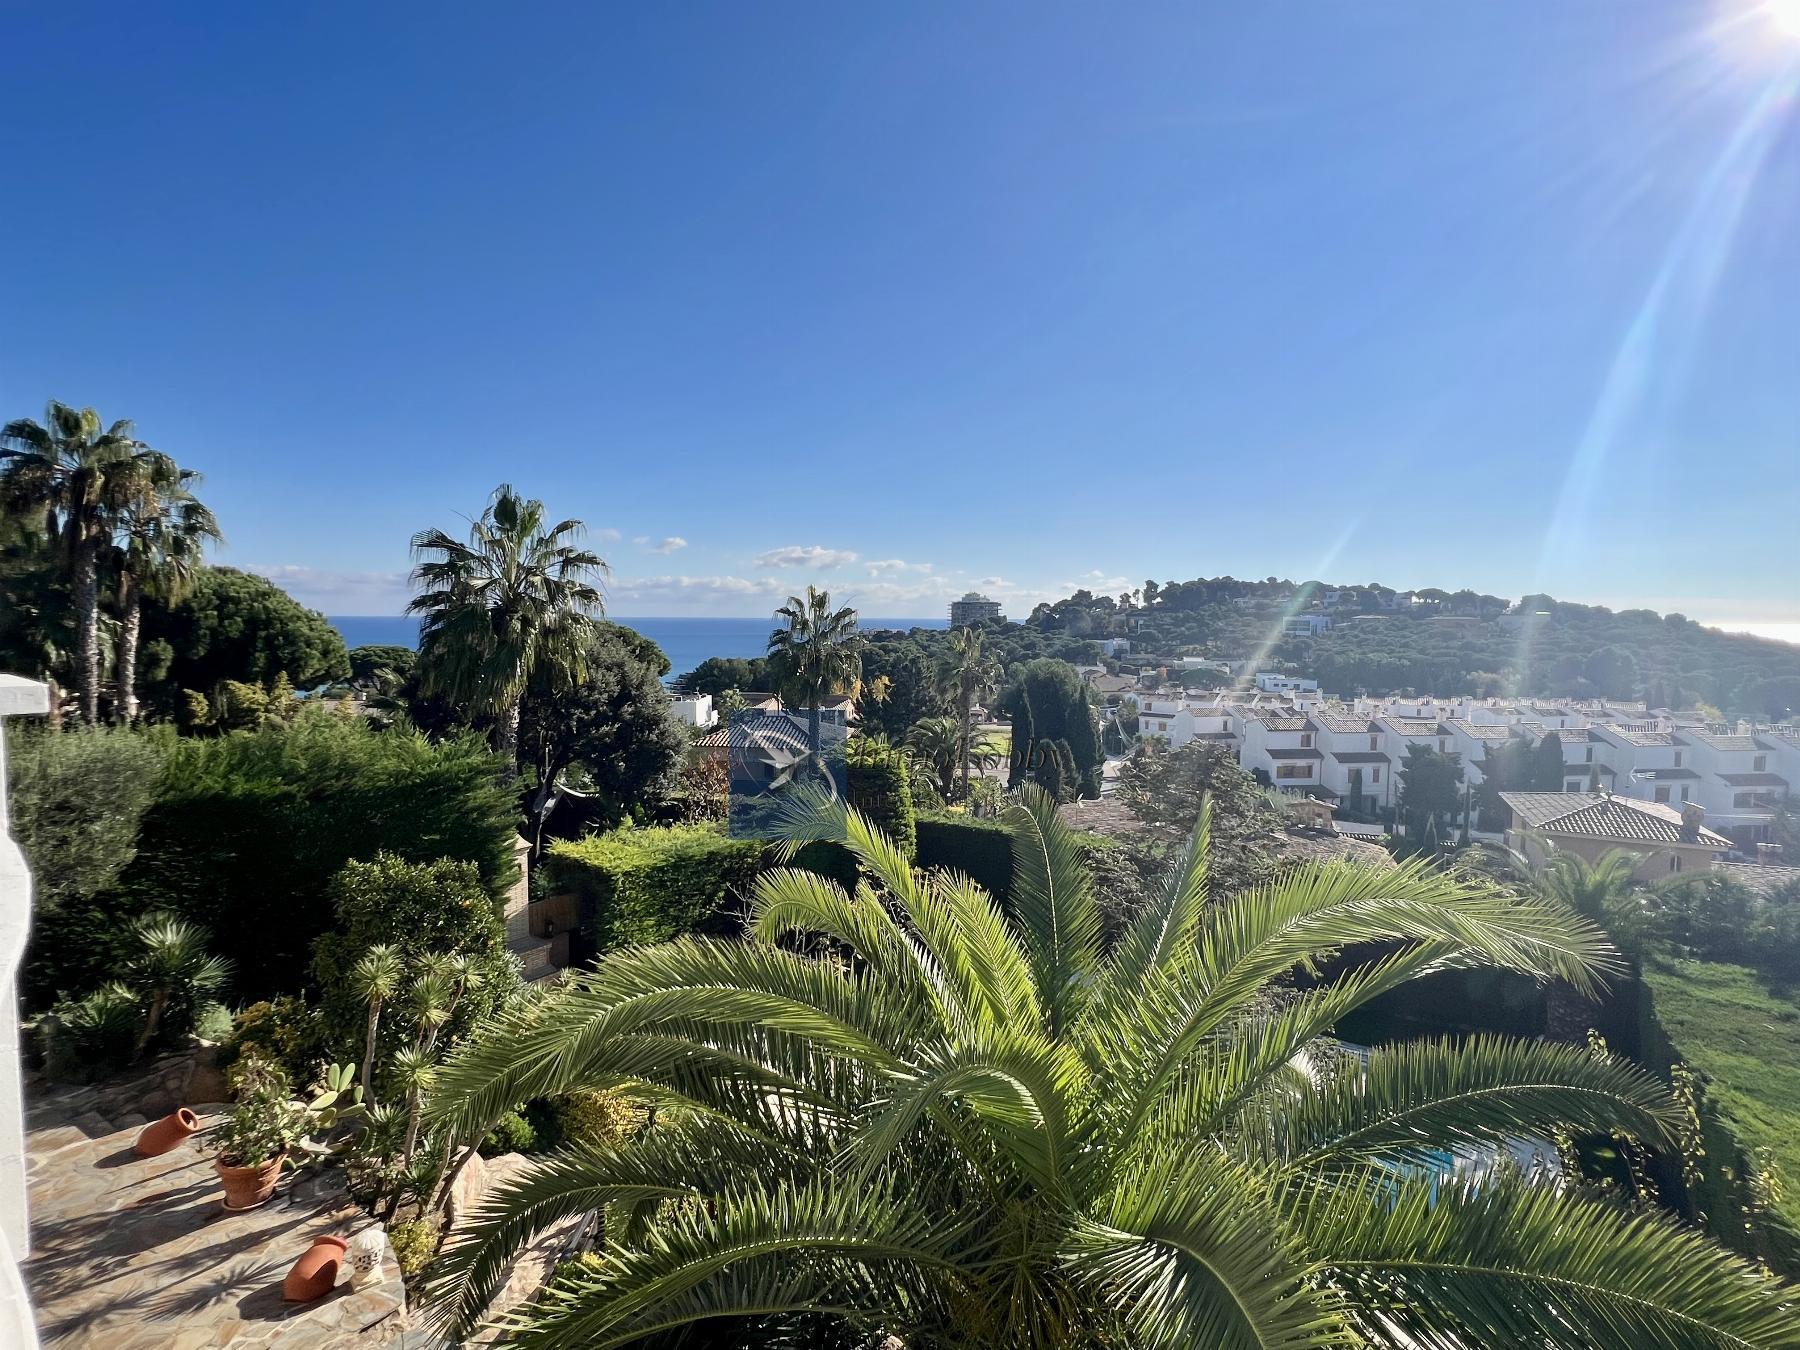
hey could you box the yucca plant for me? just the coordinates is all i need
[350,944,404,1105]
[420,788,1799,1348]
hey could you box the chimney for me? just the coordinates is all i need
[1679,801,1705,841]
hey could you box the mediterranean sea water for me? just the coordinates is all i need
[328,615,948,682]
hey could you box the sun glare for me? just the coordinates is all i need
[1769,0,1800,39]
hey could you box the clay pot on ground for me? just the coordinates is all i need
[216,1153,284,1211]
[134,1108,200,1158]
[283,1234,347,1302]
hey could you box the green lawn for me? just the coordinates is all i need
[1639,952,1800,1235]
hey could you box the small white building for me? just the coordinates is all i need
[1254,673,1319,695]
[670,692,718,729]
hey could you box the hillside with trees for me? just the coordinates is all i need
[1019,576,1800,716]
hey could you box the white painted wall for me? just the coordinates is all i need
[0,674,49,1347]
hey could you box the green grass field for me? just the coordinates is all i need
[1640,953,1800,1234]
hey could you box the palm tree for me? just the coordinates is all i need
[112,457,220,723]
[1539,848,1641,927]
[766,586,860,755]
[906,714,999,800]
[0,402,167,722]
[408,484,608,766]
[127,912,232,1059]
[419,790,1798,1348]
[940,624,1001,798]
[351,944,404,1105]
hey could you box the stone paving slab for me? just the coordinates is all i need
[24,1110,406,1347]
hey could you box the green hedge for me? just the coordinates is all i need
[548,823,766,951]
[916,814,1014,901]
[110,711,518,1002]
[846,750,915,858]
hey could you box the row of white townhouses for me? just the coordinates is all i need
[1132,686,1796,855]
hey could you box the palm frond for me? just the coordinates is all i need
[1004,784,1102,1035]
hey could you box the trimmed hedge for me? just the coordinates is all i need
[916,814,1014,901]
[112,711,519,1002]
[548,823,766,951]
[846,750,915,858]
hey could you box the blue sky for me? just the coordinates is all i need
[4,2,1797,629]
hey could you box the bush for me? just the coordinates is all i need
[311,853,513,1065]
[547,824,765,952]
[480,1109,539,1157]
[845,743,915,858]
[40,983,141,1081]
[222,996,330,1087]
[916,814,1014,901]
[387,1217,440,1278]
[112,709,518,999]
[11,725,166,1006]
[525,1089,647,1153]
[194,1001,234,1043]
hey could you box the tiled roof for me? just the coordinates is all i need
[1717,772,1789,788]
[1716,862,1800,898]
[1381,717,1439,735]
[1499,791,1731,849]
[1309,713,1375,735]
[1444,720,1512,739]
[1331,751,1390,764]
[1679,732,1759,752]
[1267,747,1323,760]
[1604,727,1677,746]
[1254,716,1308,731]
[694,711,813,755]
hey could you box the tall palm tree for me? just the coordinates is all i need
[112,457,220,723]
[940,624,1001,798]
[409,484,607,766]
[766,585,861,755]
[351,944,404,1106]
[0,402,166,722]
[420,790,1798,1348]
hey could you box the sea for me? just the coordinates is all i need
[329,615,949,683]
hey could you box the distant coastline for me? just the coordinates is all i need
[327,614,949,682]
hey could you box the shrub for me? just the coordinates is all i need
[194,1001,234,1043]
[845,743,915,857]
[10,725,166,1005]
[387,1217,440,1278]
[551,1089,646,1149]
[480,1109,539,1157]
[916,814,1014,901]
[547,824,765,951]
[222,996,330,1087]
[311,853,514,1064]
[113,709,518,999]
[41,983,140,1081]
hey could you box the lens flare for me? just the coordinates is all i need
[1769,0,1800,39]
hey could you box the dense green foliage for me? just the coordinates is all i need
[1397,744,1465,842]
[6,724,163,914]
[348,644,418,684]
[107,711,518,1000]
[144,566,350,699]
[853,640,950,739]
[914,812,1014,899]
[312,853,514,1066]
[518,622,686,838]
[1114,740,1283,896]
[1017,575,1800,715]
[546,823,765,952]
[418,791,1800,1350]
[673,655,771,698]
[1001,657,1102,798]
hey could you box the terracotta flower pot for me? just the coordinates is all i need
[283,1234,347,1302]
[134,1108,201,1158]
[216,1153,284,1211]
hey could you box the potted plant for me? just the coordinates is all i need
[213,1059,361,1211]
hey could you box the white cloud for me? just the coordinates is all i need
[752,545,860,569]
[249,564,411,614]
[594,527,622,543]
[633,536,688,555]
[866,558,933,576]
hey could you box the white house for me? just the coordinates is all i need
[1283,614,1333,637]
[1254,673,1319,695]
[669,692,717,729]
